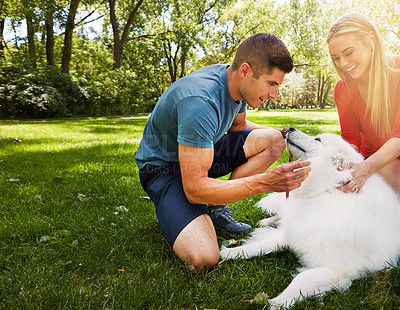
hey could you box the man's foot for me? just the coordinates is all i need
[209,206,252,235]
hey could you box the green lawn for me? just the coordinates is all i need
[1,109,399,309]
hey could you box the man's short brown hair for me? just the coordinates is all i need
[231,33,293,78]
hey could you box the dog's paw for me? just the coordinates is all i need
[220,246,246,260]
[268,295,295,310]
[268,297,289,310]
[220,246,235,259]
[259,215,280,227]
[249,292,289,310]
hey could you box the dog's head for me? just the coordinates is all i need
[285,128,363,193]
[285,127,362,167]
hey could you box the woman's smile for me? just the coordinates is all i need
[346,64,357,72]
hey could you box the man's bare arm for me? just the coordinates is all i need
[179,143,311,205]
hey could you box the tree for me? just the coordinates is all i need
[109,0,144,69]
[42,0,57,66]
[122,0,234,96]
[360,0,400,54]
[280,0,358,108]
[316,72,333,108]
[0,0,5,58]
[61,0,80,73]
[3,0,396,116]
[196,0,283,68]
[159,0,234,83]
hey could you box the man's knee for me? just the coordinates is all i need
[173,214,220,270]
[245,128,285,158]
[189,248,220,270]
[176,244,220,270]
[268,129,286,154]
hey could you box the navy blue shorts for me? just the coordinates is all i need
[139,130,253,247]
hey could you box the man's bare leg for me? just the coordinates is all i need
[231,128,285,179]
[173,129,286,270]
[210,129,285,235]
[173,214,220,271]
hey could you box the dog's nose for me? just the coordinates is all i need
[289,127,296,132]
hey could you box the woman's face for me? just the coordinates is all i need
[329,32,373,81]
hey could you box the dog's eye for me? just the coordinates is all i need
[315,137,321,142]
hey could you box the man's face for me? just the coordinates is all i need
[238,66,286,109]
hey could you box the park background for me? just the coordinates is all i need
[2,0,400,309]
[0,0,399,118]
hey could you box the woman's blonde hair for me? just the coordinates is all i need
[327,13,399,135]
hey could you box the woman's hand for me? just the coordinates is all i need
[336,162,372,194]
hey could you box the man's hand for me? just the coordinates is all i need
[263,160,311,193]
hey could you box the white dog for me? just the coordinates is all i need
[220,128,400,308]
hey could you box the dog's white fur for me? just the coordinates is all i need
[220,129,400,308]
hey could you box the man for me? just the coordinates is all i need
[135,33,311,270]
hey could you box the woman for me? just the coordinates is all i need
[327,13,400,194]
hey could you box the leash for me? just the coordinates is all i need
[280,128,293,199]
[286,150,294,199]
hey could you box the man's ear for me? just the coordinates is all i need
[239,63,253,78]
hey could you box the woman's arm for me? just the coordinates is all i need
[338,137,400,193]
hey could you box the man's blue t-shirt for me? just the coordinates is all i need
[135,64,247,169]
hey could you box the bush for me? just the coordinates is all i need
[79,69,138,116]
[0,64,88,118]
[78,68,157,116]
[0,63,157,119]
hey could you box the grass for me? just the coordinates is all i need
[1,109,400,309]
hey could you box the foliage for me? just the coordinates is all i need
[0,62,146,118]
[359,0,400,54]
[0,64,87,118]
[195,0,284,69]
[1,0,400,116]
[79,68,152,115]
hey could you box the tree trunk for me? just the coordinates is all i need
[45,11,55,66]
[163,40,177,83]
[61,0,80,74]
[321,80,332,108]
[0,18,4,59]
[109,0,121,69]
[316,72,325,108]
[109,0,144,69]
[0,0,3,58]
[179,50,186,78]
[26,13,36,67]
